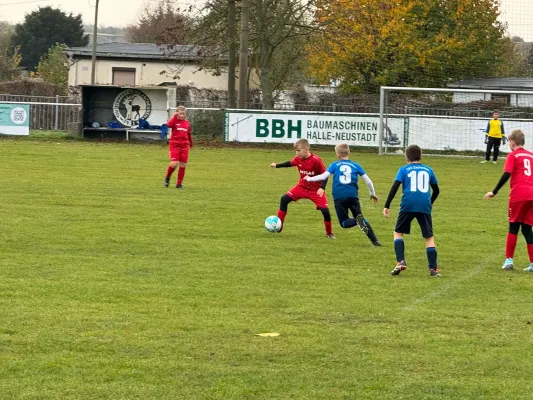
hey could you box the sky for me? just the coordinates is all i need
[0,0,196,27]
[0,0,532,40]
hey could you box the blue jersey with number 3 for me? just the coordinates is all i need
[327,160,366,200]
[395,163,438,214]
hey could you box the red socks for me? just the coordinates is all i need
[324,221,333,235]
[166,166,176,179]
[177,167,186,185]
[506,233,518,259]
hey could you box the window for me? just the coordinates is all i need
[112,68,136,86]
[490,94,510,104]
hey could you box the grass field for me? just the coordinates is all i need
[1,137,532,399]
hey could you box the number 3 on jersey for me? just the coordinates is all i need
[339,165,352,184]
[407,170,429,193]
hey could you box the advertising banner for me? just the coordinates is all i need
[224,111,405,147]
[0,103,30,135]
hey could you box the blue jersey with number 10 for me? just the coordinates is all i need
[327,160,366,200]
[395,163,438,214]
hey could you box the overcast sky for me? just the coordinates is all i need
[0,0,194,27]
[0,0,532,41]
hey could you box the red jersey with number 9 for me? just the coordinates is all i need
[504,148,533,201]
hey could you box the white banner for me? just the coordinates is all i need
[224,111,533,152]
[224,111,405,147]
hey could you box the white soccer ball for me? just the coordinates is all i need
[264,215,282,233]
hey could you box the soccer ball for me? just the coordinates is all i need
[264,215,282,233]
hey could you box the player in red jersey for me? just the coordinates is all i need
[270,138,335,238]
[164,106,193,188]
[485,129,533,272]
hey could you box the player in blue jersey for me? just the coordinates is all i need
[383,144,441,277]
[304,143,381,246]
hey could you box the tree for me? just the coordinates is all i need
[11,7,88,70]
[125,0,191,44]
[309,0,528,93]
[178,0,318,109]
[36,43,69,93]
[0,22,21,81]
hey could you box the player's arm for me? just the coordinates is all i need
[271,161,292,168]
[304,171,330,182]
[187,125,193,148]
[485,172,511,199]
[383,180,401,218]
[166,114,176,127]
[430,183,440,204]
[361,174,377,196]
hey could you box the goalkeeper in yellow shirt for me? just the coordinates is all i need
[482,109,506,164]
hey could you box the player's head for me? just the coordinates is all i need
[335,143,350,159]
[176,105,186,119]
[294,139,310,159]
[493,109,500,119]
[405,144,422,163]
[508,129,525,150]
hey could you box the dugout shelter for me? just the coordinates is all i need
[80,84,176,140]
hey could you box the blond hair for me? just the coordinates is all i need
[509,129,525,146]
[335,143,350,157]
[177,105,186,111]
[294,138,310,149]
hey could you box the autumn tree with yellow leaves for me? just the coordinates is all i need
[309,0,528,93]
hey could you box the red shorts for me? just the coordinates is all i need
[287,185,329,209]
[508,200,533,226]
[169,144,189,163]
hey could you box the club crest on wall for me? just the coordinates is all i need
[112,89,152,127]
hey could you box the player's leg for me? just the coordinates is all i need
[492,138,501,162]
[277,193,295,232]
[165,146,179,187]
[334,199,351,227]
[483,138,493,162]
[503,222,520,270]
[319,207,335,239]
[346,200,380,245]
[519,201,533,271]
[176,148,189,188]
[391,212,412,275]
[520,223,533,272]
[307,189,334,238]
[416,213,440,277]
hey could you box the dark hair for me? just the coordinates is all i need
[405,144,422,162]
[493,109,500,114]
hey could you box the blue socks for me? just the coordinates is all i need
[394,239,405,262]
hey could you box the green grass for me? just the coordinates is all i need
[0,139,532,399]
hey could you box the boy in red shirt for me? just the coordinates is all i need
[164,106,193,188]
[485,129,533,272]
[270,139,335,238]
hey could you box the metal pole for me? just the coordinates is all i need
[378,86,385,155]
[238,0,249,109]
[228,0,236,108]
[90,0,100,85]
[55,95,59,130]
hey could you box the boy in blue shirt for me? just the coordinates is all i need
[304,143,381,246]
[383,144,441,277]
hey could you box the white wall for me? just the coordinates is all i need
[452,92,486,103]
[517,94,533,107]
[69,58,254,90]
